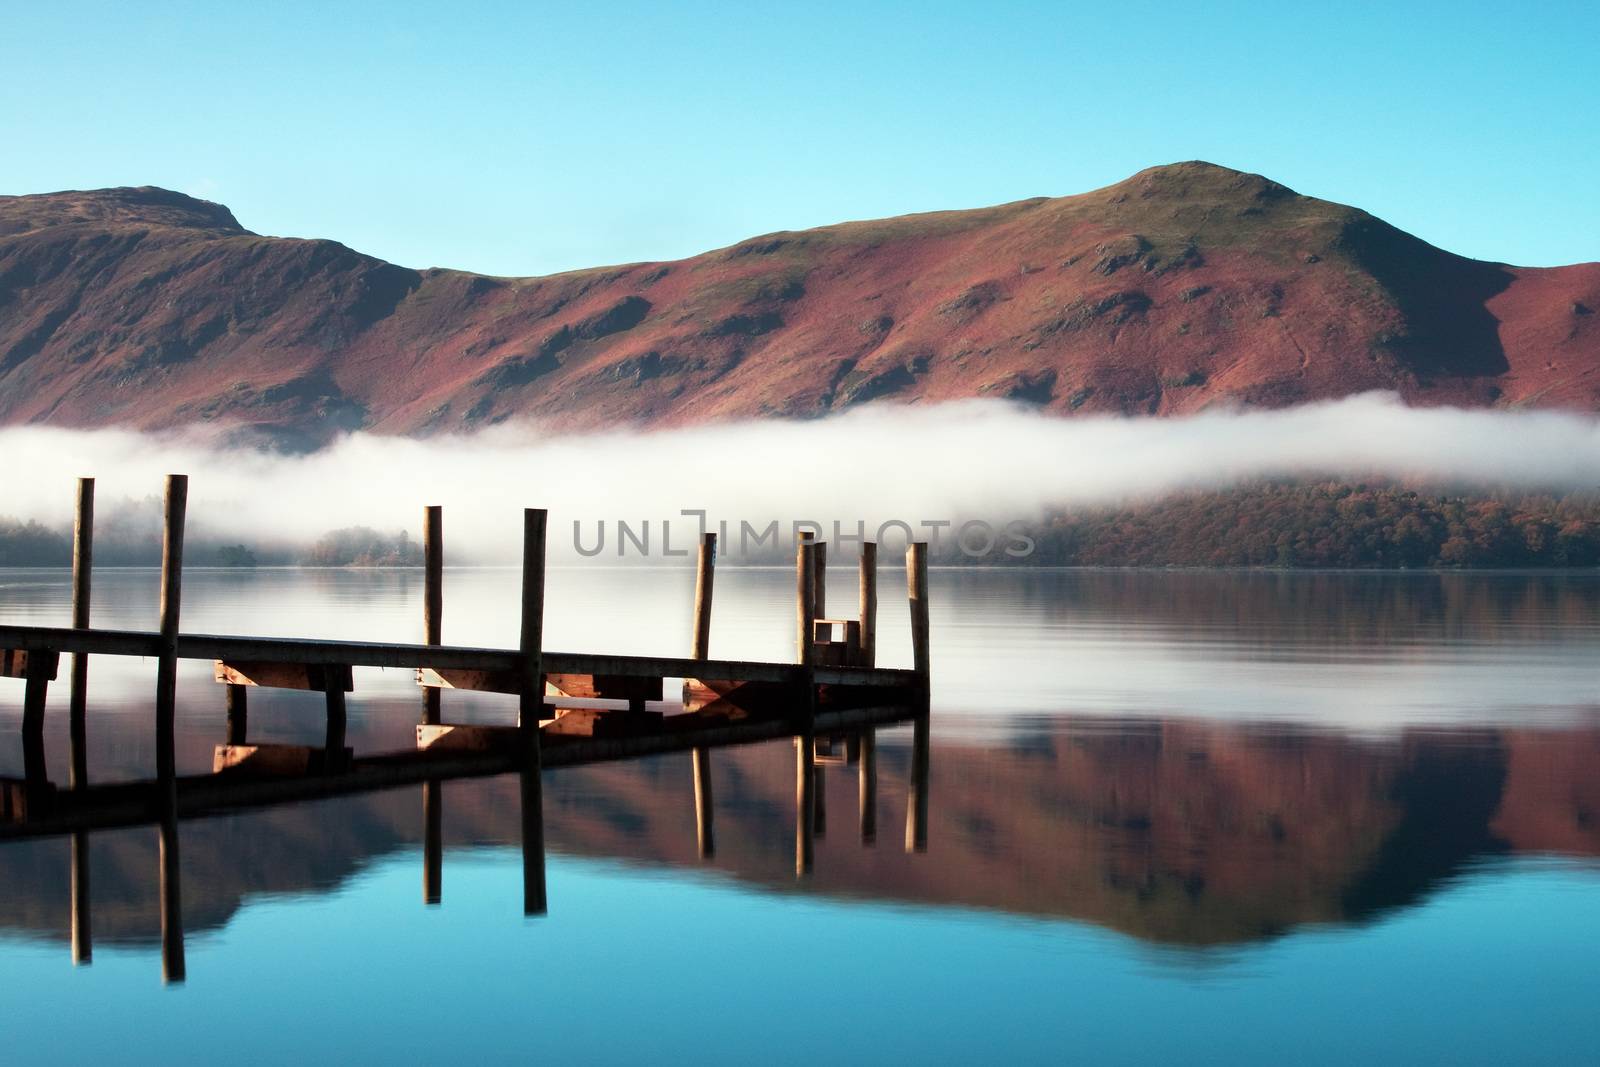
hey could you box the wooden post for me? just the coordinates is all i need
[69,476,93,790]
[71,830,92,965]
[692,532,716,659]
[906,541,930,682]
[225,684,248,745]
[423,779,442,905]
[519,508,548,917]
[422,505,443,726]
[858,542,877,668]
[905,712,929,854]
[155,475,187,782]
[859,728,877,846]
[796,540,817,666]
[795,733,814,878]
[794,538,819,871]
[158,806,185,984]
[691,532,716,859]
[152,473,187,983]
[518,509,547,735]
[813,541,827,620]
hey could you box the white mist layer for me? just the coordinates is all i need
[4,392,1600,561]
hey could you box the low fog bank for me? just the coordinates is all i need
[3,393,1600,563]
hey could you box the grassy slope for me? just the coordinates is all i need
[1,162,1597,447]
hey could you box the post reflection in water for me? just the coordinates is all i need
[692,748,714,860]
[905,714,929,854]
[70,830,90,965]
[520,768,546,917]
[422,779,442,906]
[11,725,916,981]
[794,732,814,878]
[859,729,878,846]
[157,803,184,985]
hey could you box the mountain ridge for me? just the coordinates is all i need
[2,161,1596,449]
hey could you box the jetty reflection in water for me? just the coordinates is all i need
[2,713,1596,956]
[2,720,928,983]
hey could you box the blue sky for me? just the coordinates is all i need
[3,1,1596,276]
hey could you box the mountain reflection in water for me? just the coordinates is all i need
[1,714,1594,951]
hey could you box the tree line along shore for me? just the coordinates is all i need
[2,482,1598,569]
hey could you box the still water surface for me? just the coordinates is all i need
[1,566,1598,1063]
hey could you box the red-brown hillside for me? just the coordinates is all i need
[1,163,1596,448]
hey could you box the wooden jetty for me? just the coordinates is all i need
[0,476,932,983]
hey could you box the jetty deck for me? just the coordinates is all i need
[0,476,932,982]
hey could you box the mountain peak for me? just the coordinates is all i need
[1112,160,1299,203]
[0,185,246,237]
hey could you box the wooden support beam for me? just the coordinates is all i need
[0,626,161,658]
[858,542,877,668]
[423,505,442,726]
[215,660,354,692]
[70,476,93,791]
[416,666,520,693]
[0,628,918,688]
[156,475,186,783]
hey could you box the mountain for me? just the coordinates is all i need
[1,163,1597,449]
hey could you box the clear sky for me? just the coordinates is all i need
[3,1,1596,276]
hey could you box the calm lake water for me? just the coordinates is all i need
[2,565,1598,1064]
